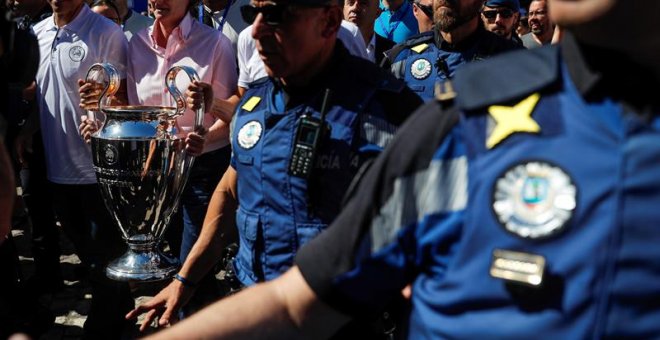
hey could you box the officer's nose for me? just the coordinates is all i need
[252,13,272,40]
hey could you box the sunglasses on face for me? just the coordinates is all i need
[413,2,433,19]
[240,4,327,26]
[482,8,515,19]
[241,4,288,25]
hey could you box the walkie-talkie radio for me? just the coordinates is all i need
[288,89,332,179]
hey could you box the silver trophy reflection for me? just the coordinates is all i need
[87,63,204,281]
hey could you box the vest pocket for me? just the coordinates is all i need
[236,209,260,282]
[295,223,327,249]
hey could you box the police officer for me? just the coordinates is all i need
[384,0,520,101]
[146,0,660,338]
[126,0,422,330]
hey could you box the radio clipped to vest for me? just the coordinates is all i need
[288,89,332,179]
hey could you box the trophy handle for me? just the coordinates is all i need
[165,66,204,132]
[85,63,120,113]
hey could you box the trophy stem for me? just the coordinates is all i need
[106,241,179,282]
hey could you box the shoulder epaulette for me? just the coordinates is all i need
[454,45,560,111]
[382,31,434,64]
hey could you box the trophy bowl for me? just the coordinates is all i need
[87,64,203,282]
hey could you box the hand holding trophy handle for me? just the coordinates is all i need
[165,66,204,132]
[85,62,120,114]
[80,63,120,142]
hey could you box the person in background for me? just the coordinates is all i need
[25,0,133,337]
[515,6,529,37]
[6,0,51,29]
[374,0,417,43]
[521,0,552,48]
[81,0,238,319]
[480,0,522,45]
[4,0,61,296]
[383,0,520,101]
[90,0,153,40]
[116,0,153,40]
[90,0,122,24]
[195,0,250,54]
[411,0,432,33]
[343,0,394,65]
[145,0,660,338]
[126,0,422,336]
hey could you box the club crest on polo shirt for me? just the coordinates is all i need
[492,161,577,239]
[69,45,85,62]
[410,58,432,80]
[237,120,262,149]
[103,144,118,165]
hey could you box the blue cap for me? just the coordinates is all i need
[484,0,520,11]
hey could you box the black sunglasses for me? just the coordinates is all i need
[482,8,515,19]
[241,4,288,25]
[413,2,433,20]
[240,4,327,26]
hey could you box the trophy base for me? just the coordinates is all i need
[106,246,179,282]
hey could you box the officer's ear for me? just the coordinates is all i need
[321,5,342,38]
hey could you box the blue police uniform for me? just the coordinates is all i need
[230,43,422,286]
[296,34,660,338]
[386,26,520,101]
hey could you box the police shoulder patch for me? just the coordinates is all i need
[492,161,577,239]
[410,58,432,80]
[237,120,262,149]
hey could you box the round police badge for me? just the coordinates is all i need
[103,144,118,166]
[237,120,262,149]
[410,58,432,80]
[492,161,577,239]
[69,46,85,62]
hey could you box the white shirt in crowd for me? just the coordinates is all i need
[237,20,369,88]
[33,4,128,184]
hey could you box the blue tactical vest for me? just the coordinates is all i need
[388,28,520,101]
[230,71,403,286]
[406,46,660,338]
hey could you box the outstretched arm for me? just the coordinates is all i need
[126,167,240,330]
[147,266,351,340]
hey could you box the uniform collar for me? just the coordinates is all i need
[45,3,91,32]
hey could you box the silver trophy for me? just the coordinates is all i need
[87,63,204,282]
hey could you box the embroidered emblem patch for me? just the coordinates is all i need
[410,58,432,80]
[69,45,85,62]
[103,144,118,166]
[237,120,262,149]
[492,161,577,239]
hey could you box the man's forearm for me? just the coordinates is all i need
[148,267,350,340]
[177,169,238,283]
[202,119,230,153]
[209,94,240,123]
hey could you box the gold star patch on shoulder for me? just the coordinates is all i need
[486,93,541,149]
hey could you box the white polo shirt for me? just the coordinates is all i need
[33,4,128,185]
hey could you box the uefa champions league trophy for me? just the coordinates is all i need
[86,63,204,282]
